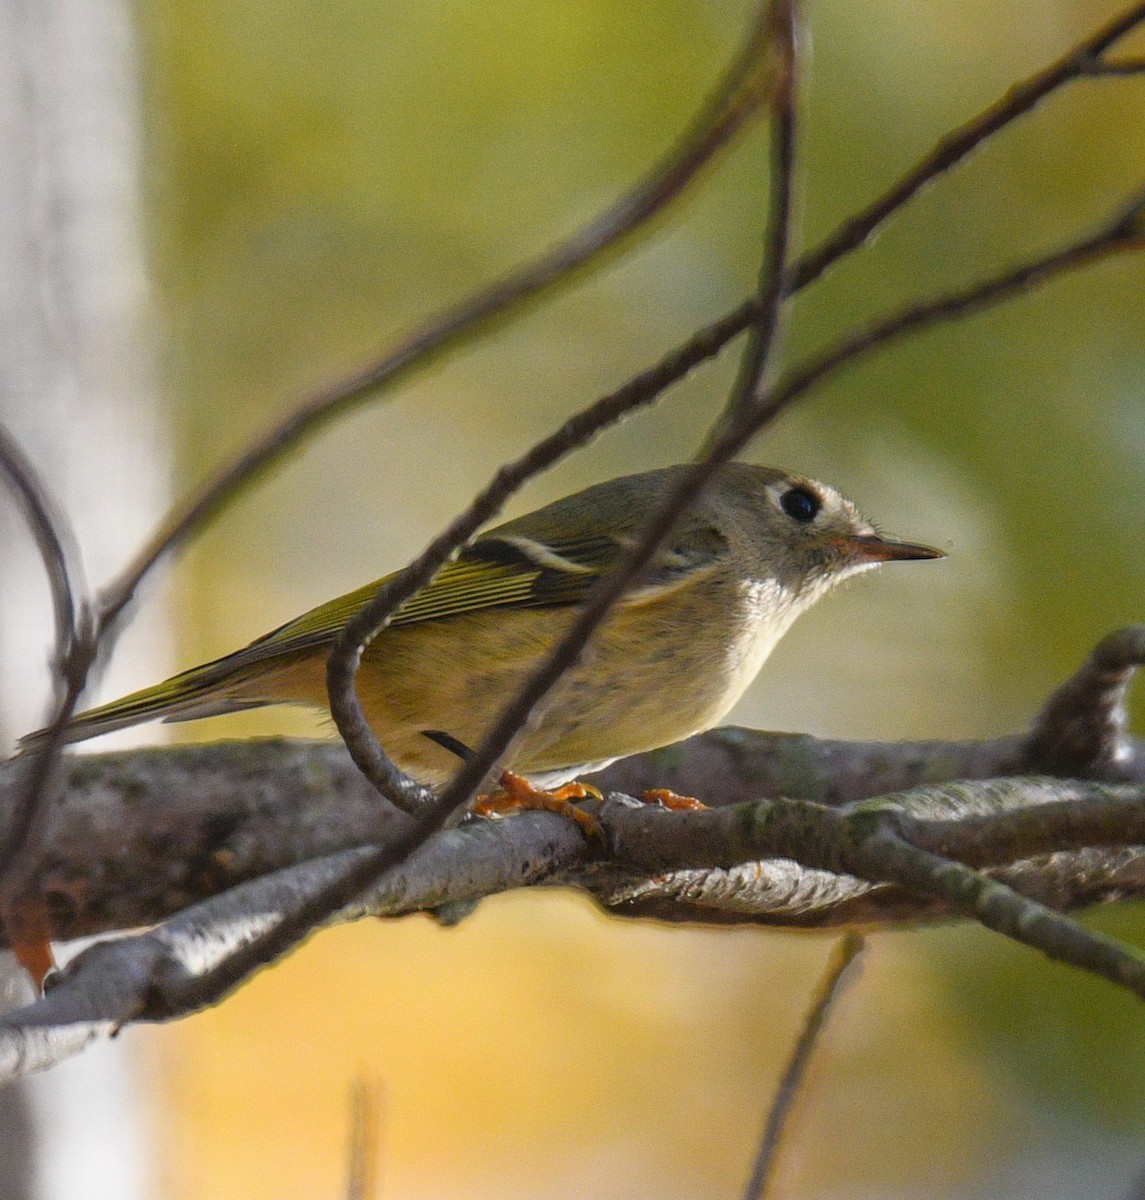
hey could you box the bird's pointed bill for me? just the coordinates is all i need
[836,534,945,563]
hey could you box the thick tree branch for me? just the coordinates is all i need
[1,621,1144,1073]
[4,625,1144,946]
[3,769,1145,1081]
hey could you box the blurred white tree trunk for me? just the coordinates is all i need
[0,0,170,1195]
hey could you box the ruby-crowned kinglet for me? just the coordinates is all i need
[26,463,940,782]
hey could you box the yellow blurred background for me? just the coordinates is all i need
[34,0,1145,1195]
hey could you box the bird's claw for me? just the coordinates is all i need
[640,787,707,811]
[473,770,604,841]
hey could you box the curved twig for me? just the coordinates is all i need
[0,424,96,879]
[0,422,81,658]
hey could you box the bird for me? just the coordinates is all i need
[23,463,941,803]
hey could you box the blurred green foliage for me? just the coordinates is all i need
[135,1,1145,1195]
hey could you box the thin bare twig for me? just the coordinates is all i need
[742,932,865,1200]
[843,829,1145,1000]
[1078,55,1145,76]
[757,187,1145,433]
[724,0,802,418]
[650,0,1145,436]
[0,422,81,658]
[345,1077,383,1200]
[790,1,1145,291]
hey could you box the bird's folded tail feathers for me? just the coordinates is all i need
[17,659,273,753]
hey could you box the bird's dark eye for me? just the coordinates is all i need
[780,487,820,523]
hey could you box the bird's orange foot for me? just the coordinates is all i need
[3,894,58,993]
[473,771,604,840]
[640,788,707,811]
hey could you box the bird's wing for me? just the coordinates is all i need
[22,514,728,747]
[248,465,731,659]
[246,518,725,662]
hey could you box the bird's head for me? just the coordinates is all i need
[717,463,944,605]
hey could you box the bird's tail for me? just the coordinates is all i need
[17,657,272,753]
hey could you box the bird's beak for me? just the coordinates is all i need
[834,534,945,563]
